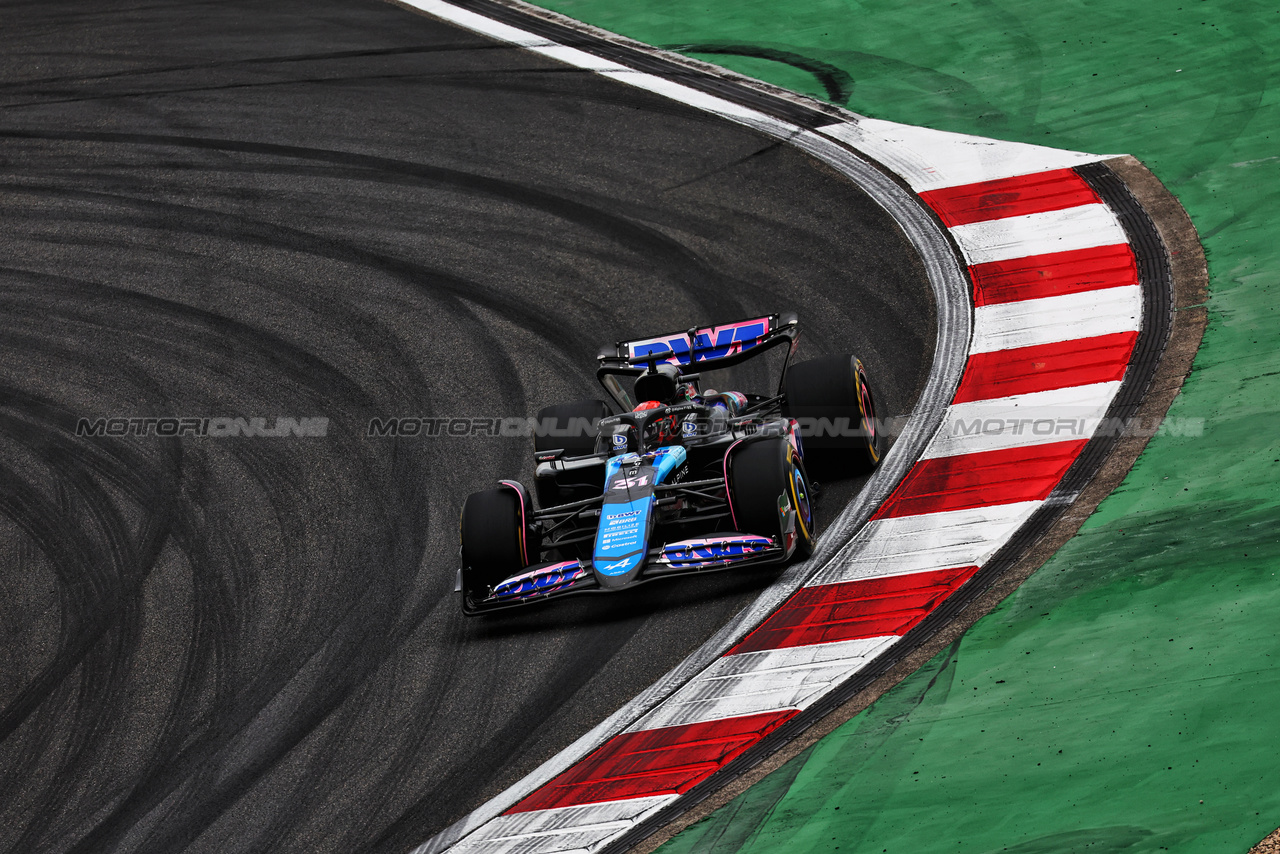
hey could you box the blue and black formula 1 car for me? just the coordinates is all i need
[457,313,883,614]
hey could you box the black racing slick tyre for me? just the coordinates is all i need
[728,438,815,559]
[459,485,535,598]
[782,354,882,471]
[534,399,610,509]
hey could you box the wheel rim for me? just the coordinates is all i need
[790,460,813,540]
[859,371,876,443]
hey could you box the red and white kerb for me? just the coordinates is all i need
[444,122,1141,854]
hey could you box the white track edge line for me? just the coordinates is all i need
[402,2,972,852]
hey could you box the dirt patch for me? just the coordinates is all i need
[1251,829,1280,854]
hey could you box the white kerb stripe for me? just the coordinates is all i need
[445,797,676,854]
[970,285,1142,354]
[923,381,1123,459]
[400,0,786,133]
[391,8,1128,854]
[808,501,1042,588]
[949,205,1127,266]
[630,636,895,731]
[818,118,1117,193]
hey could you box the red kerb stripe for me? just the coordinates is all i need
[971,243,1138,306]
[872,440,1088,519]
[506,711,796,813]
[920,169,1100,227]
[729,565,982,655]
[953,332,1139,403]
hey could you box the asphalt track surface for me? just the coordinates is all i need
[0,1,936,852]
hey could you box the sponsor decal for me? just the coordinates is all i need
[490,560,587,600]
[611,473,650,490]
[662,535,773,566]
[595,496,649,572]
[626,317,770,366]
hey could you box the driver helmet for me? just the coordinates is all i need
[633,400,679,446]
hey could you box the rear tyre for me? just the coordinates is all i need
[783,354,882,472]
[460,486,534,598]
[534,399,611,508]
[728,438,815,559]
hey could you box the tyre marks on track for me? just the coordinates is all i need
[0,2,937,851]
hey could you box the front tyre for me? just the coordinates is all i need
[728,438,815,559]
[459,484,537,601]
[782,353,882,473]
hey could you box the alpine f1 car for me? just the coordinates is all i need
[457,313,883,614]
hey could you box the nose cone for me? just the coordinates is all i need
[593,495,649,587]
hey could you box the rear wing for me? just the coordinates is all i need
[596,312,800,408]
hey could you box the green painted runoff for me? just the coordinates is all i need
[523,0,1280,850]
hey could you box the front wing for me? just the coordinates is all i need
[461,534,785,614]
